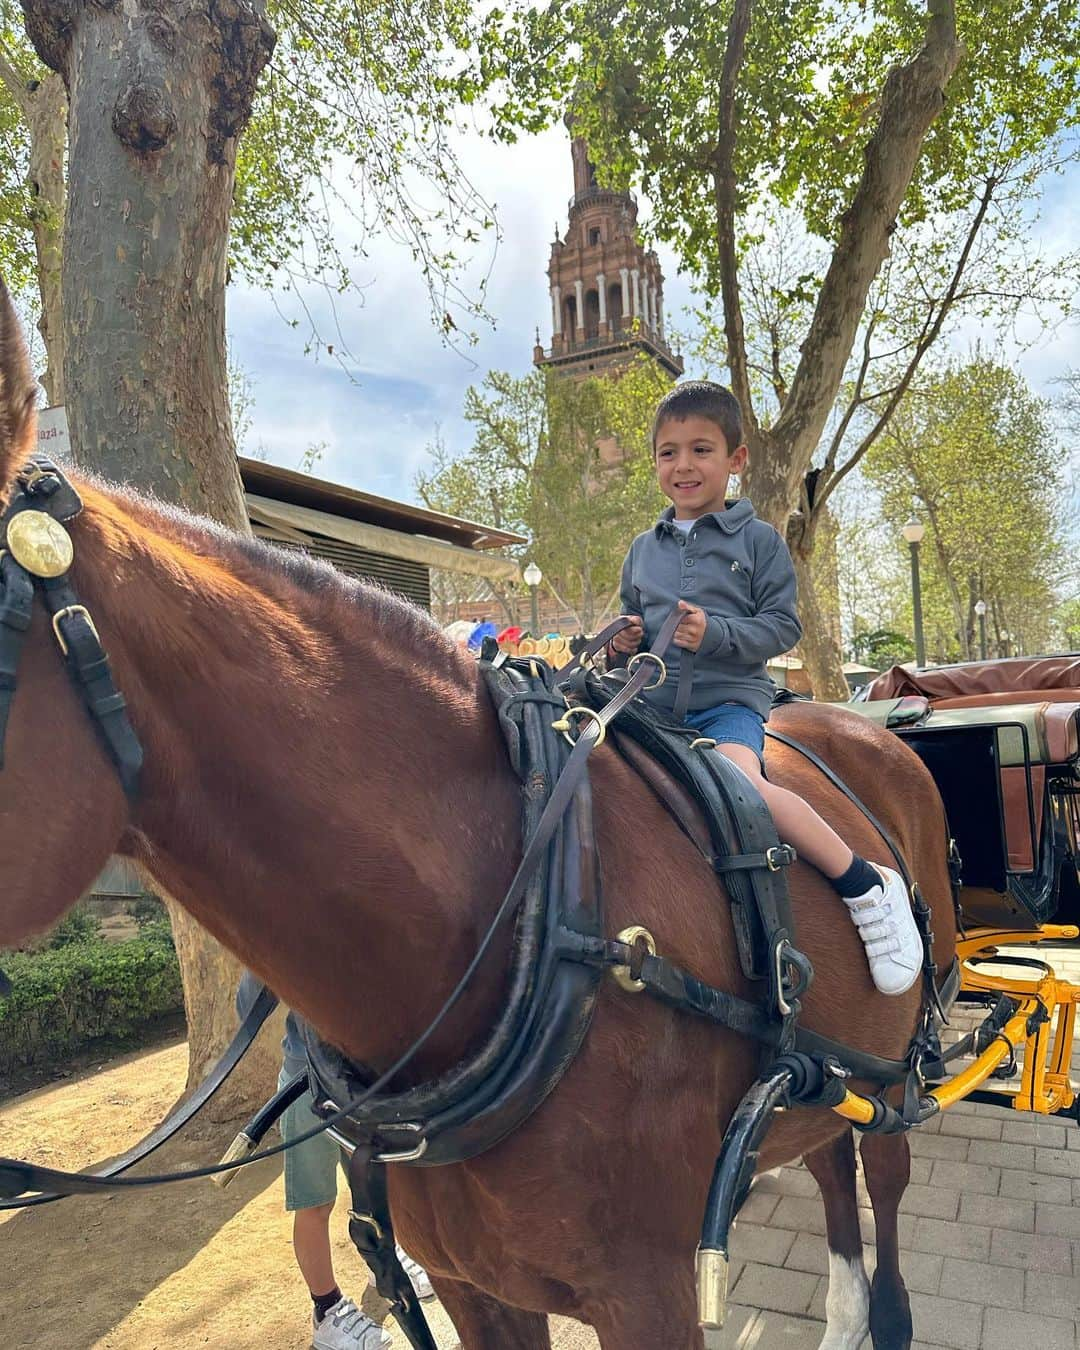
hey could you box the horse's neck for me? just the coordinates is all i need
[76,489,521,1070]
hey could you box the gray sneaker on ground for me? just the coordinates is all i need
[311,1296,392,1350]
[396,1245,435,1301]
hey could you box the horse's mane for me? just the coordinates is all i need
[79,472,477,686]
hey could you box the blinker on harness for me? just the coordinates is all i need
[0,458,963,1346]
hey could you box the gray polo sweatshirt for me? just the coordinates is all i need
[617,499,802,719]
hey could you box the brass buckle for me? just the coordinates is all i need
[17,462,50,493]
[551,705,607,748]
[766,845,796,872]
[626,651,667,689]
[348,1211,384,1241]
[610,925,657,993]
[51,604,100,656]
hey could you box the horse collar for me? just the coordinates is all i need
[0,455,143,798]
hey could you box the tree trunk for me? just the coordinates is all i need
[789,520,849,703]
[20,0,279,1116]
[24,71,67,402]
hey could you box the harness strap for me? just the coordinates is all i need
[0,983,278,1208]
[40,572,143,797]
[345,1147,438,1350]
[0,553,33,769]
[765,726,947,1033]
[599,934,961,1084]
[711,844,797,874]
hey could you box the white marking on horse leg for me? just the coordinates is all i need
[818,1251,871,1350]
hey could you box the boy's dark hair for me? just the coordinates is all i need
[651,380,743,453]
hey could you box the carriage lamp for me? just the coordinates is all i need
[523,560,543,636]
[901,518,926,668]
[975,599,988,661]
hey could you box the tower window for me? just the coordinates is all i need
[588,227,601,246]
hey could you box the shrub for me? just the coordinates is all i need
[129,895,167,927]
[0,927,184,1074]
[45,901,102,949]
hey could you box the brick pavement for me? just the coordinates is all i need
[396,948,1080,1349]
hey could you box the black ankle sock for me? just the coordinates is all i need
[831,854,880,899]
[313,1287,343,1323]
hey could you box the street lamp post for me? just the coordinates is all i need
[901,517,927,668]
[974,599,987,661]
[523,560,542,636]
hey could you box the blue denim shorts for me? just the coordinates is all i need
[277,1065,347,1211]
[685,702,766,765]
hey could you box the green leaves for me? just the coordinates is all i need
[864,354,1067,661]
[0,924,182,1073]
[417,358,672,628]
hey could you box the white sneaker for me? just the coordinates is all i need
[396,1244,435,1300]
[842,864,922,996]
[311,1296,392,1350]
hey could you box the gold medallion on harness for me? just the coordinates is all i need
[5,510,74,578]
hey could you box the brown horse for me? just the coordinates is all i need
[0,293,954,1349]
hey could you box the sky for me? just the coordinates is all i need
[226,120,1080,514]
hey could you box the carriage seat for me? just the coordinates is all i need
[842,696,1080,885]
[860,654,1080,703]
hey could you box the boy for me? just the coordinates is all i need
[235,974,433,1350]
[610,381,921,995]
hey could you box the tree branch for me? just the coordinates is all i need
[813,169,999,517]
[0,37,32,116]
[771,0,963,485]
[709,0,757,436]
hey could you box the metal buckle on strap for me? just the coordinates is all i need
[348,1210,385,1241]
[374,1121,428,1163]
[766,845,797,872]
[51,604,99,656]
[551,704,607,748]
[626,651,667,689]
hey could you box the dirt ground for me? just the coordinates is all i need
[0,1039,598,1350]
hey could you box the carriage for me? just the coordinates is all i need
[845,654,1080,1120]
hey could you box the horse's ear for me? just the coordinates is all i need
[0,277,38,507]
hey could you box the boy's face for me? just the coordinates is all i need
[654,414,749,518]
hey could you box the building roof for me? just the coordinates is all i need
[238,457,526,552]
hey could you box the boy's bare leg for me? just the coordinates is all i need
[293,1201,338,1297]
[714,742,852,879]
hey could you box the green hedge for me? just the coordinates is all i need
[0,922,184,1074]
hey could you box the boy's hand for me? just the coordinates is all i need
[609,614,644,654]
[673,601,708,652]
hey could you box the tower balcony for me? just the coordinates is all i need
[568,187,637,216]
[535,323,684,380]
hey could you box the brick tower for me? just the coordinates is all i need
[533,125,683,379]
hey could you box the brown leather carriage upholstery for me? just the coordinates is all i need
[851,656,1080,928]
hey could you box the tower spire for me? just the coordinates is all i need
[535,122,682,379]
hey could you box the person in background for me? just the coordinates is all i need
[236,973,433,1350]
